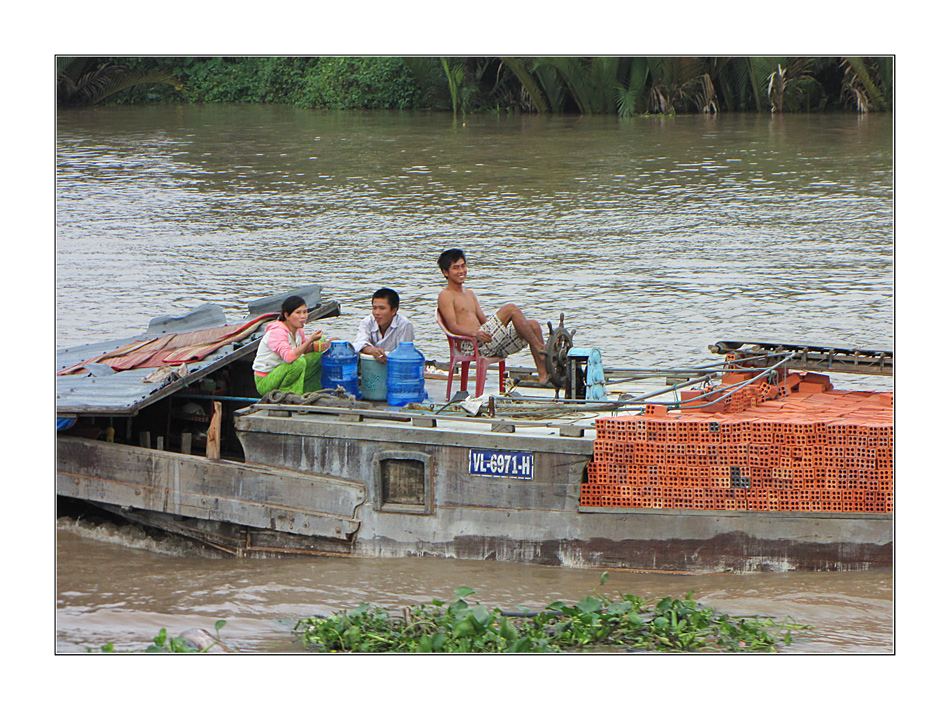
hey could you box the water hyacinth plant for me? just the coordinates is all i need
[91,620,228,653]
[294,575,806,653]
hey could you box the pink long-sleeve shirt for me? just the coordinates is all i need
[252,320,305,377]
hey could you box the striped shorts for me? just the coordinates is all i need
[461,313,527,359]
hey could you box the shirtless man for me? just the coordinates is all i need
[437,248,550,385]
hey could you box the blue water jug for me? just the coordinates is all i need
[387,342,427,406]
[321,340,361,399]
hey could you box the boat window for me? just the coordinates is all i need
[373,451,433,515]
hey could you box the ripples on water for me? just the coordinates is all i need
[55,106,893,655]
[56,108,893,381]
[57,520,892,655]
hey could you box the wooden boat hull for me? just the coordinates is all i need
[56,404,893,573]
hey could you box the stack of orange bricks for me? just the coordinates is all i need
[581,371,893,514]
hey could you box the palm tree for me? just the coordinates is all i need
[766,58,818,112]
[499,57,550,113]
[401,57,451,110]
[535,57,625,114]
[617,57,651,117]
[645,57,718,114]
[440,57,464,115]
[840,57,891,112]
[743,57,783,112]
[58,57,180,106]
[399,56,892,115]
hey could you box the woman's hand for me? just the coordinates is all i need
[307,330,328,353]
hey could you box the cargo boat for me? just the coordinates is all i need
[56,287,893,573]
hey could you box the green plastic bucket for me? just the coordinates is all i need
[359,354,388,400]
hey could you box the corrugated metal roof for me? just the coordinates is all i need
[56,327,263,417]
[56,287,337,417]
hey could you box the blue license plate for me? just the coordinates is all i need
[469,450,534,479]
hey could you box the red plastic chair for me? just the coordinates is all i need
[436,310,506,399]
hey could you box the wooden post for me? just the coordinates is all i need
[181,432,192,456]
[207,401,222,460]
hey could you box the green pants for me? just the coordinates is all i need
[255,351,323,396]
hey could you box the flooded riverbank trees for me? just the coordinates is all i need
[57,56,892,114]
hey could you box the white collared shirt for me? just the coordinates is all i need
[353,312,415,353]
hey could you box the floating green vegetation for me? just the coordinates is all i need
[91,620,227,653]
[294,576,806,653]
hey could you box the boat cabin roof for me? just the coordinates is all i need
[56,286,333,417]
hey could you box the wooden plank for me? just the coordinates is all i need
[206,400,222,459]
[57,437,364,540]
[252,403,410,422]
[707,340,892,377]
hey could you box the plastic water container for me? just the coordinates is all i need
[359,353,388,401]
[321,340,361,398]
[386,342,427,406]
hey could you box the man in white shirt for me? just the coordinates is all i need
[352,288,415,363]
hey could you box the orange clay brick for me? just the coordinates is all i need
[749,419,774,444]
[586,382,891,512]
[722,371,755,385]
[873,392,893,407]
[749,443,777,467]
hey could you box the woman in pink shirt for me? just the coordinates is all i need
[252,296,329,396]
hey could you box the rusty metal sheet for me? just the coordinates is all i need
[56,298,340,417]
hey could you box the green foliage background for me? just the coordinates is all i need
[100,56,421,109]
[57,56,893,114]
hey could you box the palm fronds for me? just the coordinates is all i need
[746,57,782,112]
[57,57,179,105]
[617,57,650,117]
[401,57,450,110]
[841,57,889,112]
[531,63,567,113]
[534,57,624,114]
[499,57,549,113]
[439,58,464,115]
[645,57,718,114]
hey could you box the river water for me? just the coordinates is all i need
[55,105,894,655]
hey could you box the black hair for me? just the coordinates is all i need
[373,287,399,310]
[278,295,307,321]
[438,248,466,273]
